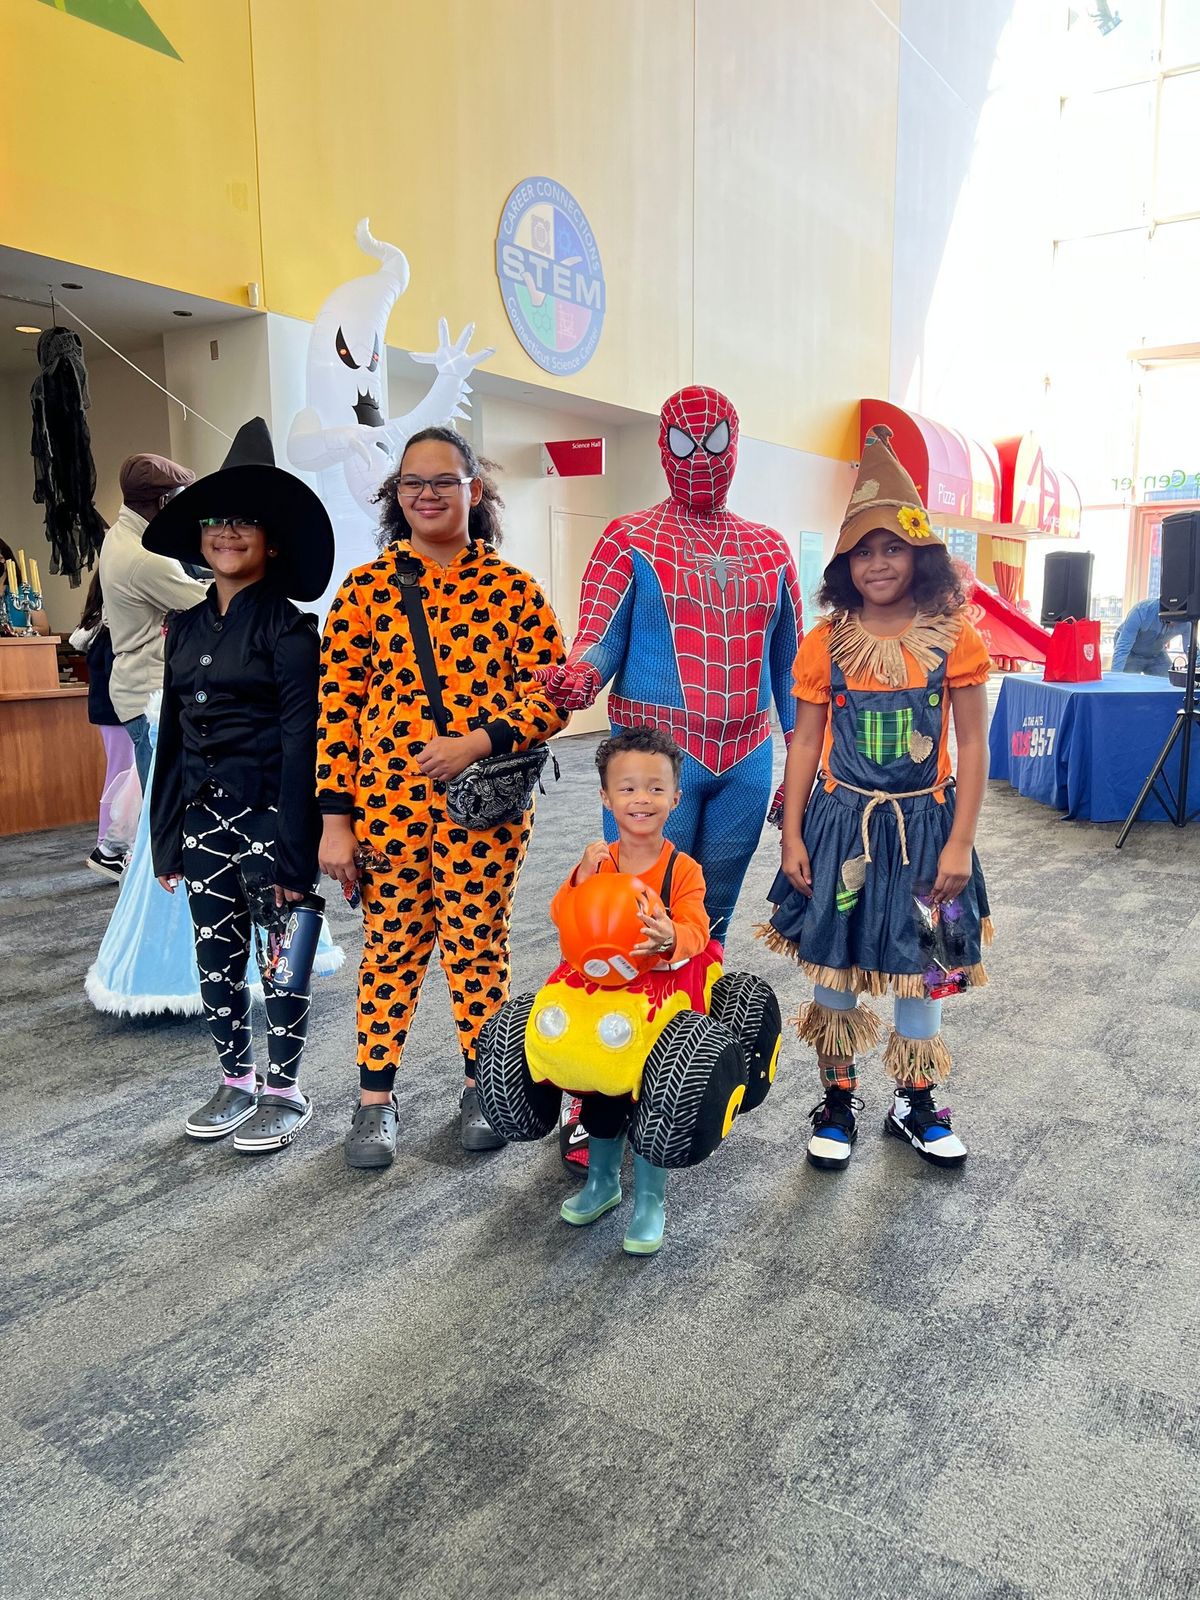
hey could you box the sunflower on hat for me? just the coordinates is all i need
[896,505,933,540]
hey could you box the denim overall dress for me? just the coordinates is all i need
[767,646,989,987]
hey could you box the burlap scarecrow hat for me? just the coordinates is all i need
[834,424,943,558]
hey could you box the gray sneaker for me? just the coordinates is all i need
[345,1095,399,1169]
[233,1092,313,1154]
[461,1084,504,1152]
[184,1078,262,1141]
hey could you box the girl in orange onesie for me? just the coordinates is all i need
[317,428,567,1168]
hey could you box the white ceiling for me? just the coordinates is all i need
[0,245,256,377]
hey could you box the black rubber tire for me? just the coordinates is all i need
[630,1011,747,1169]
[474,994,560,1142]
[708,972,782,1113]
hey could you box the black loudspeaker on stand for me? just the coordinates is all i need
[1116,511,1200,847]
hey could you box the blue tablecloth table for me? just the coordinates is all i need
[988,672,1200,822]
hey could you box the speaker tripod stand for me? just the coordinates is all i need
[1116,619,1200,847]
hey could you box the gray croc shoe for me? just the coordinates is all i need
[184,1077,263,1141]
[233,1093,313,1154]
[345,1095,399,1169]
[460,1085,504,1152]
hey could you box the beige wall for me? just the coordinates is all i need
[163,317,273,479]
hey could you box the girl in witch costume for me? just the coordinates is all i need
[146,418,335,1154]
[763,425,993,1170]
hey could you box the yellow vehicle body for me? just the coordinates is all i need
[525,960,722,1099]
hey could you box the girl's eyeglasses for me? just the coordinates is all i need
[396,476,471,500]
[199,517,261,532]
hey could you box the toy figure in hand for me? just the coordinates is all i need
[475,729,782,1258]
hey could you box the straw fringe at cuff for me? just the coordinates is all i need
[883,1027,953,1086]
[757,929,990,995]
[795,999,884,1059]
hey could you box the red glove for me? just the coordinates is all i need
[767,781,785,830]
[537,661,603,712]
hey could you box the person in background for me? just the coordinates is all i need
[99,454,206,786]
[1110,595,1190,675]
[69,566,137,881]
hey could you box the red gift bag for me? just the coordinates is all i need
[1044,619,1102,683]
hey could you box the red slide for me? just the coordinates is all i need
[966,583,1052,665]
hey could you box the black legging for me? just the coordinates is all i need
[578,1092,634,1141]
[181,785,310,1089]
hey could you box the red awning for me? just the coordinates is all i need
[859,400,1001,529]
[996,433,1082,539]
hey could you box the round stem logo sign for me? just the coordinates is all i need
[495,178,605,376]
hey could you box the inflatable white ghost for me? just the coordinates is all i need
[288,218,494,613]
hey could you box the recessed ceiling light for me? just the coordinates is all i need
[60,282,83,290]
[172,309,193,318]
[15,325,42,335]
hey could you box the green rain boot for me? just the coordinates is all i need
[560,1135,625,1226]
[623,1153,668,1256]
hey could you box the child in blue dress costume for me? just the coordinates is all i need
[763,427,993,1170]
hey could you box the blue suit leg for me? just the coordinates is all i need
[681,743,773,940]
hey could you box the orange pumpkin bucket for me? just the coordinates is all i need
[556,872,666,988]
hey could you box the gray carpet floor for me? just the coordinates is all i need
[2,708,1198,1600]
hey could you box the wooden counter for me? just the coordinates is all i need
[0,637,109,835]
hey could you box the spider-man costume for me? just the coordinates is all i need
[545,386,802,937]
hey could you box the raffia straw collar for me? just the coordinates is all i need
[828,609,962,689]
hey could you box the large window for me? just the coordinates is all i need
[1051,0,1200,643]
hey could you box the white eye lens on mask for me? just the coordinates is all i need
[667,426,697,459]
[702,419,731,455]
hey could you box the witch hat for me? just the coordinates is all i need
[833,424,942,558]
[143,418,335,603]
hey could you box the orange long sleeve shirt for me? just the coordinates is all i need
[550,841,711,965]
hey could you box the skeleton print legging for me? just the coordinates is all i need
[181,786,310,1088]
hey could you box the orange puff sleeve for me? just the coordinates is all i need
[946,618,992,688]
[791,621,834,705]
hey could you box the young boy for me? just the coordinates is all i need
[551,726,710,1253]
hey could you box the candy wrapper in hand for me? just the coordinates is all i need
[912,889,970,1000]
[345,843,392,911]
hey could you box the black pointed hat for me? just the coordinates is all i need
[143,418,335,603]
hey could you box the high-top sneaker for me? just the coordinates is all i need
[884,1085,967,1167]
[559,1094,589,1175]
[806,1085,863,1171]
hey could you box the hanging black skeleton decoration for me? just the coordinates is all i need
[30,328,106,586]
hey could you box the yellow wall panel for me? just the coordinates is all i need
[248,0,694,418]
[0,0,903,457]
[0,0,261,302]
[693,0,899,458]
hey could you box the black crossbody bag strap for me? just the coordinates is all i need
[393,551,449,739]
[659,844,678,906]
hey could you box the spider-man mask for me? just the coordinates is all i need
[659,386,739,512]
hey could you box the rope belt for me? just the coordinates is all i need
[821,771,950,867]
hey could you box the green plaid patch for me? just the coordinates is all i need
[856,707,914,762]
